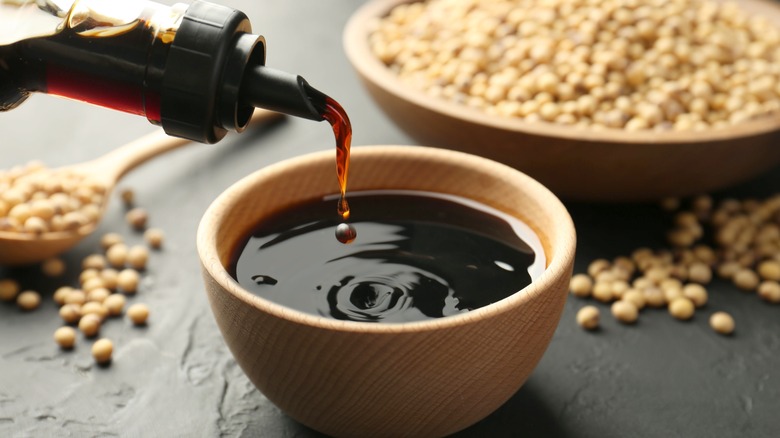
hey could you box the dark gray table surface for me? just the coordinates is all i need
[2,1,779,437]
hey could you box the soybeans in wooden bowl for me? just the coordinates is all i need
[197,146,575,437]
[344,0,780,201]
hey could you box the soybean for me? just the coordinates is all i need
[100,232,123,250]
[734,268,760,291]
[117,269,140,294]
[0,278,20,302]
[54,326,77,349]
[758,281,780,303]
[570,273,593,297]
[127,303,149,326]
[709,312,735,335]
[92,338,113,364]
[59,304,82,324]
[682,284,708,307]
[144,228,164,249]
[669,297,696,320]
[126,208,148,230]
[78,313,102,337]
[611,300,639,324]
[103,294,127,316]
[41,258,66,277]
[127,245,149,270]
[17,290,41,311]
[576,306,600,330]
[53,286,73,306]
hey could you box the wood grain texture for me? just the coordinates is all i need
[343,0,780,202]
[197,146,576,437]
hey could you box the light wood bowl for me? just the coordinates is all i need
[197,146,576,437]
[344,0,780,202]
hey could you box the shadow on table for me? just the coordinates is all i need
[236,380,568,438]
[449,380,567,438]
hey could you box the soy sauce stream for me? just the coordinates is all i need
[316,95,356,243]
[321,96,352,220]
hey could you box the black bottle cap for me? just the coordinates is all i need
[160,0,264,143]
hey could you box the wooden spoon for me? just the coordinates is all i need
[0,109,283,266]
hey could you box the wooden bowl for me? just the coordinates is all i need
[343,0,780,202]
[197,146,576,437]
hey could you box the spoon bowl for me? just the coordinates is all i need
[0,110,282,266]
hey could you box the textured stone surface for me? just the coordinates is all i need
[2,1,780,437]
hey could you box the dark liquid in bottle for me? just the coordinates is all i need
[2,2,175,121]
[231,191,545,323]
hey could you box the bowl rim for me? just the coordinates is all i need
[343,0,780,144]
[197,145,576,334]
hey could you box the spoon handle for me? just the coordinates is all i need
[90,109,284,181]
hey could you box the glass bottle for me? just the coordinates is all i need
[0,0,327,143]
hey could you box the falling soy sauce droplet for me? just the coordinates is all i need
[335,223,357,244]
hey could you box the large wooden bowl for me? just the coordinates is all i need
[197,146,576,437]
[344,0,780,202]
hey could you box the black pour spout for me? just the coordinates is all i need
[241,66,328,123]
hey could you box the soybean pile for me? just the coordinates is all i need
[370,0,780,130]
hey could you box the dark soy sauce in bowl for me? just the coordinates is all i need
[230,190,545,323]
